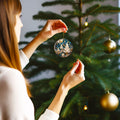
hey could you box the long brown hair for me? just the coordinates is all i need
[0,0,31,97]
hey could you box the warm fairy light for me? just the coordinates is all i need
[85,22,88,26]
[85,17,88,26]
[83,105,88,110]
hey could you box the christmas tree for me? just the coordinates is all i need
[20,0,120,119]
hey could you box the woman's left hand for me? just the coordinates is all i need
[37,20,68,42]
[61,59,85,91]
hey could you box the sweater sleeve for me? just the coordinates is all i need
[19,50,29,69]
[38,109,59,120]
[19,50,60,120]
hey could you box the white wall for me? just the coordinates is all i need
[119,0,120,25]
[118,0,120,70]
[20,0,45,42]
[97,0,118,24]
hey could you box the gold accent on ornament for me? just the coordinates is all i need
[100,92,119,111]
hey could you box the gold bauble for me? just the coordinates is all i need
[100,93,119,111]
[104,38,117,53]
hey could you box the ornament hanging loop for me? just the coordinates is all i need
[63,32,65,39]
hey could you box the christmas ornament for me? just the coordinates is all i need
[104,36,117,53]
[100,92,119,111]
[54,38,73,58]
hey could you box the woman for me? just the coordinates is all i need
[0,0,85,120]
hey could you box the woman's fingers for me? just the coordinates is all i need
[77,61,84,73]
[70,60,80,75]
[75,60,82,73]
[71,59,85,80]
[77,60,85,80]
[51,27,67,36]
[46,20,68,31]
[51,20,68,31]
[41,20,68,40]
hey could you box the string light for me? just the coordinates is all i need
[85,17,88,27]
[83,105,88,111]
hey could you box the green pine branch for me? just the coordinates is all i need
[42,0,75,6]
[87,5,120,16]
[83,0,107,4]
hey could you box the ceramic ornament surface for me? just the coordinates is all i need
[54,39,73,58]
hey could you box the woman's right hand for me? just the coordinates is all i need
[61,59,85,91]
[36,20,68,43]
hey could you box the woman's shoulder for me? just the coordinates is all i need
[0,66,26,92]
[0,66,20,75]
[0,66,23,81]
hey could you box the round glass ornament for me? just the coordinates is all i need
[54,39,73,58]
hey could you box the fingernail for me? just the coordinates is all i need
[63,28,67,33]
[73,61,78,65]
[73,60,79,65]
[76,60,79,64]
[65,28,68,32]
[62,28,66,30]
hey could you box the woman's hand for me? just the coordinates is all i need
[37,19,68,42]
[22,19,67,59]
[48,59,85,114]
[61,59,85,91]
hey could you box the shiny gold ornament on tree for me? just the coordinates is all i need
[104,36,117,53]
[100,92,119,111]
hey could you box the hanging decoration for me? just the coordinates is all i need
[100,92,119,111]
[104,36,117,53]
[54,38,73,58]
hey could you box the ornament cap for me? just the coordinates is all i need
[109,35,111,40]
[107,91,110,94]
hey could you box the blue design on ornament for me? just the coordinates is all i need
[54,39,73,58]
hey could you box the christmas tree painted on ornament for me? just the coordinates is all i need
[22,0,120,120]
